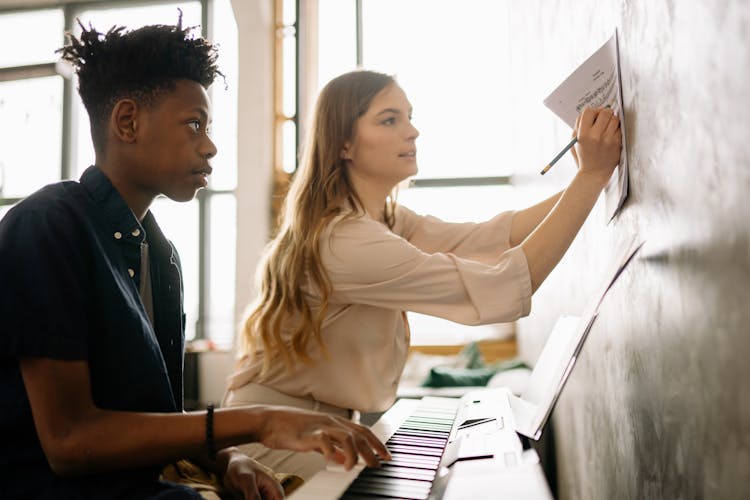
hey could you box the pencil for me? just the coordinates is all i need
[540,136,578,175]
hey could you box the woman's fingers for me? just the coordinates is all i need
[590,107,614,136]
[604,112,621,140]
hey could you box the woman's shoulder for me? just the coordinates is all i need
[326,207,391,235]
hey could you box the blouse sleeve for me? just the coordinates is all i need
[393,205,519,265]
[322,214,532,325]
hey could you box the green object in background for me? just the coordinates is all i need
[420,342,529,387]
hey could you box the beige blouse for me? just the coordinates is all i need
[226,205,532,413]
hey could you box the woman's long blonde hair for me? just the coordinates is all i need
[239,70,398,371]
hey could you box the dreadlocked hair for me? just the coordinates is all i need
[56,11,221,155]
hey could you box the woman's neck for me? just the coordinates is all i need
[349,171,393,222]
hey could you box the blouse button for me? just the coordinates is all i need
[128,268,135,278]
[131,228,141,237]
[114,231,122,239]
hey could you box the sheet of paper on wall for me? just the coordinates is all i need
[543,29,629,222]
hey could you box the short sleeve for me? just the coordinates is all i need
[0,204,91,359]
[394,205,517,264]
[322,214,532,325]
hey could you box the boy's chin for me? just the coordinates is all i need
[166,188,200,203]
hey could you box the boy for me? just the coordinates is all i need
[0,17,388,499]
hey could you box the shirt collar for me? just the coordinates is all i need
[79,165,147,245]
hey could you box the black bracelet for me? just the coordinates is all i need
[205,402,216,461]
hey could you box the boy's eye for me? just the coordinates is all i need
[188,120,201,132]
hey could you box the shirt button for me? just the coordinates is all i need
[128,268,135,278]
[114,231,122,239]
[170,340,175,347]
[131,229,141,237]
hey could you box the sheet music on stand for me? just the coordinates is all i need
[511,233,644,441]
[544,29,629,222]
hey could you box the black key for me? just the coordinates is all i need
[347,477,431,499]
[362,465,436,482]
[386,444,444,457]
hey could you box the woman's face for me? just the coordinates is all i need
[342,84,420,188]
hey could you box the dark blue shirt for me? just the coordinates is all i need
[0,166,198,499]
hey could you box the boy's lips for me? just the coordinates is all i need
[192,166,213,176]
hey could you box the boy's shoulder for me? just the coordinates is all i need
[0,179,90,241]
[4,179,86,216]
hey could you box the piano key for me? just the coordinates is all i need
[386,436,446,448]
[399,425,453,434]
[346,477,432,499]
[381,456,441,469]
[406,415,455,424]
[404,417,454,427]
[353,475,433,491]
[361,465,436,482]
[392,429,450,439]
[386,444,444,457]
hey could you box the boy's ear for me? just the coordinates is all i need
[111,99,140,144]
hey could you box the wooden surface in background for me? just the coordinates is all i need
[409,338,518,363]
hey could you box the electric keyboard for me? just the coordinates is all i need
[290,388,553,500]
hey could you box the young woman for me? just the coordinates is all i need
[223,70,622,479]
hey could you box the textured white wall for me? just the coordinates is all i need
[508,2,750,498]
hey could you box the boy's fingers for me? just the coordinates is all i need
[345,421,391,461]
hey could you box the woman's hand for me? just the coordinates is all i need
[257,407,391,470]
[572,106,622,186]
[221,450,284,500]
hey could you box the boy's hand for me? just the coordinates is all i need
[221,451,284,500]
[257,408,391,470]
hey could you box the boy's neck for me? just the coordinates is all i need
[96,161,154,221]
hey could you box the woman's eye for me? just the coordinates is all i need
[382,117,396,125]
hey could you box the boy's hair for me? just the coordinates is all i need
[57,12,221,155]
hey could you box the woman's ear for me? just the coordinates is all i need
[111,99,139,144]
[340,142,352,160]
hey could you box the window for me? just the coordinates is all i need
[0,8,64,209]
[304,0,550,344]
[0,1,238,349]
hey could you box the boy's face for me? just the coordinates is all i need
[131,79,216,202]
